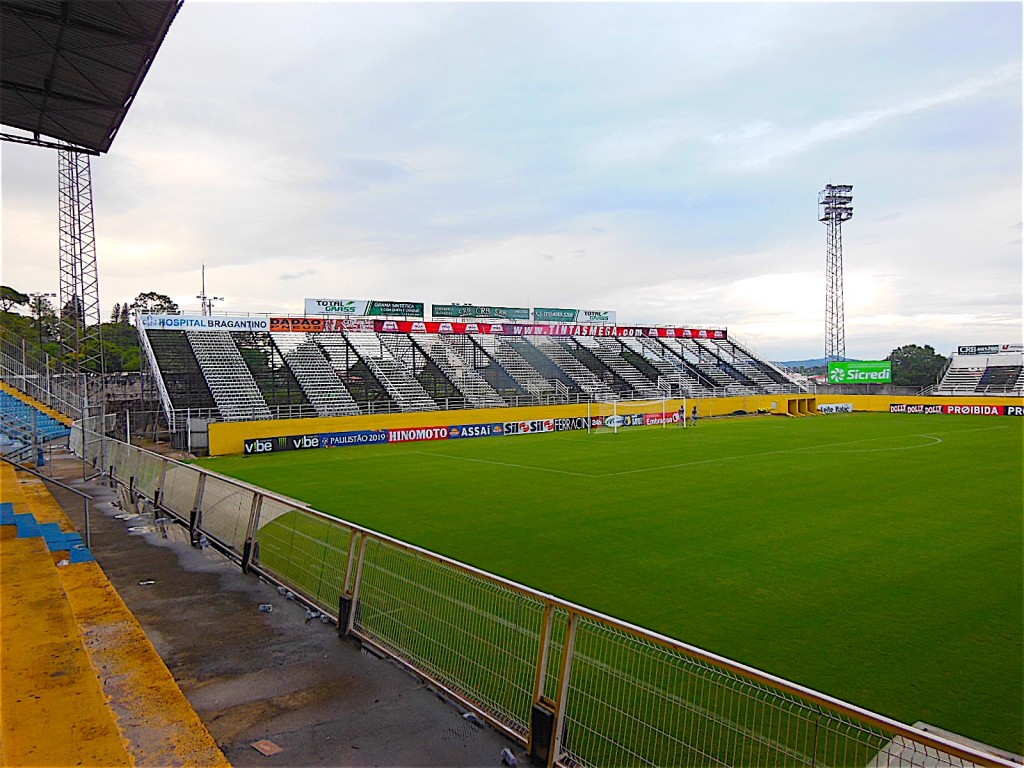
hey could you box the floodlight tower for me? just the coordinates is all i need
[819,184,853,363]
[57,148,105,376]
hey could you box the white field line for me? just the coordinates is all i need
[601,425,1009,478]
[412,425,1008,479]
[408,451,593,477]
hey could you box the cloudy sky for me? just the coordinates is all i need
[3,1,1021,361]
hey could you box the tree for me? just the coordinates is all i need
[129,291,179,315]
[886,344,949,387]
[120,303,130,324]
[0,286,30,312]
[111,302,122,324]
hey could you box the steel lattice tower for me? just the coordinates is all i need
[58,148,105,375]
[819,184,853,363]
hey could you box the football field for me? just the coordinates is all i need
[199,412,1023,752]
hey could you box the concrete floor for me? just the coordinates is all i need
[42,448,523,768]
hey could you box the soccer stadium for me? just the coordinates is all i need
[1,3,1022,768]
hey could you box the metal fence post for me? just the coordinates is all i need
[241,494,263,573]
[155,458,169,509]
[549,612,580,768]
[345,535,369,636]
[190,473,207,545]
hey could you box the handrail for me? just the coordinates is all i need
[1,453,93,547]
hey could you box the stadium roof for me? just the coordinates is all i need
[0,0,182,155]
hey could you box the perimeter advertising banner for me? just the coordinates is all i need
[374,320,727,339]
[141,314,270,332]
[533,308,618,324]
[889,403,1023,416]
[304,299,425,317]
[827,361,892,384]
[432,304,531,320]
[241,409,678,454]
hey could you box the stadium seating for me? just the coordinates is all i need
[934,349,1024,396]
[140,326,810,420]
[270,333,360,416]
[0,390,71,459]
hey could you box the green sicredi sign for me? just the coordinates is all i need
[827,360,892,384]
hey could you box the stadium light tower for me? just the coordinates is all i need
[58,148,105,376]
[819,184,853,363]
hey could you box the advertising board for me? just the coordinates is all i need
[304,299,424,317]
[533,308,617,324]
[432,304,531,320]
[957,345,1001,355]
[141,314,270,332]
[827,361,892,384]
[889,403,1022,416]
[818,403,854,414]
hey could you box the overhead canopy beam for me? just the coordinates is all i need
[0,0,182,155]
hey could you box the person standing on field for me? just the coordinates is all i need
[691,405,698,426]
[678,404,686,426]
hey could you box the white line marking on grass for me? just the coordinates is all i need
[408,451,595,477]
[815,434,943,453]
[599,426,1008,478]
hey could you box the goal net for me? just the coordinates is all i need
[586,398,682,434]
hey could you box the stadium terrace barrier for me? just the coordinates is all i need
[71,419,1016,768]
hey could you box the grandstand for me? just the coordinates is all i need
[0,386,72,462]
[932,345,1024,396]
[138,312,807,429]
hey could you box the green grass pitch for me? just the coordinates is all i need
[199,412,1023,752]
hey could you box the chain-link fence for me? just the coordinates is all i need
[70,422,1015,768]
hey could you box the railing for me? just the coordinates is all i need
[71,418,1015,768]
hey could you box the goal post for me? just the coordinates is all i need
[587,398,683,433]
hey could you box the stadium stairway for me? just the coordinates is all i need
[0,461,229,768]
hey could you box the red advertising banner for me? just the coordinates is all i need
[270,317,376,333]
[387,426,450,443]
[269,316,726,338]
[371,320,727,339]
[942,404,1005,416]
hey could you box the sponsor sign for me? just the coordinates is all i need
[242,433,321,454]
[1001,344,1024,353]
[448,423,504,439]
[889,403,1017,416]
[533,308,617,324]
[580,309,616,324]
[943,404,1005,416]
[503,419,556,436]
[554,417,590,432]
[142,314,270,332]
[432,304,531,320]
[644,412,681,425]
[304,299,424,317]
[957,345,1001,355]
[320,429,389,447]
[818,403,853,414]
[370,320,726,339]
[387,426,450,443]
[827,361,892,384]
[270,317,377,332]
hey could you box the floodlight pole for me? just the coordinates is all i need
[819,184,853,363]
